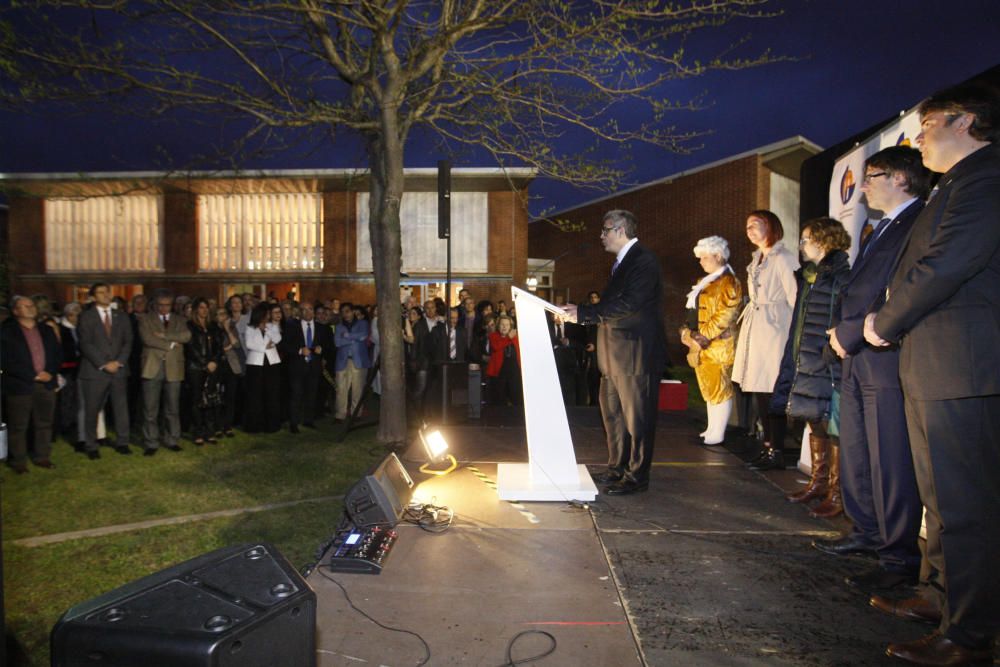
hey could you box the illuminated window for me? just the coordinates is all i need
[45,196,163,272]
[199,193,324,272]
[356,192,488,273]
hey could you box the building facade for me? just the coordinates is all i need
[1,168,534,308]
[527,137,820,361]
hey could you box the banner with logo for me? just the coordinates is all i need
[879,109,922,149]
[829,142,879,263]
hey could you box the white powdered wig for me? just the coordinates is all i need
[693,235,730,262]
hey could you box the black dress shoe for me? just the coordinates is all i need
[115,446,132,455]
[747,448,784,471]
[143,448,158,457]
[604,479,649,496]
[886,631,992,665]
[845,566,917,593]
[812,534,878,559]
[289,425,300,434]
[33,459,55,469]
[73,442,86,453]
[87,450,101,460]
[592,471,624,485]
[303,422,317,429]
[8,463,29,474]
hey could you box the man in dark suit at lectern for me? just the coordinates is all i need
[564,210,666,495]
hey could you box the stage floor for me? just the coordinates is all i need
[308,407,974,666]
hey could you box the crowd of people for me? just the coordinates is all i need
[3,283,608,473]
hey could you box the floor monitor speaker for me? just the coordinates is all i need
[51,543,315,667]
[342,452,414,527]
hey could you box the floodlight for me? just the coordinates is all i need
[418,425,457,476]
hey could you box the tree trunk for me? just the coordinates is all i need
[367,127,407,447]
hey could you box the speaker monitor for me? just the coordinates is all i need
[342,452,414,527]
[50,543,315,667]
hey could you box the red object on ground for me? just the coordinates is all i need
[658,381,688,411]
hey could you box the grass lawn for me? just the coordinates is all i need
[1,419,384,665]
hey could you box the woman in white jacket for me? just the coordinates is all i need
[243,303,283,433]
[731,210,799,470]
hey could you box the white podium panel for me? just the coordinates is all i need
[496,287,597,502]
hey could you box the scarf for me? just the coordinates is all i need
[685,265,732,310]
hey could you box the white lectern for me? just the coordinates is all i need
[496,287,598,502]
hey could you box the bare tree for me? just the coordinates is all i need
[1,0,783,446]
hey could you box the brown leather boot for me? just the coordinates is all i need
[786,433,829,504]
[810,444,843,518]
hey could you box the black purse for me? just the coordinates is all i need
[199,376,223,409]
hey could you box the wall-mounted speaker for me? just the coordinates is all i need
[51,543,315,667]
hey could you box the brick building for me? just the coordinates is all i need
[1,168,534,308]
[527,137,820,360]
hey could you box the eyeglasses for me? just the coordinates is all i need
[799,236,814,246]
[863,171,888,183]
[600,225,621,236]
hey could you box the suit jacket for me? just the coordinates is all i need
[139,313,191,382]
[577,241,666,377]
[281,318,332,376]
[834,200,922,388]
[411,317,442,371]
[1,319,62,394]
[429,324,468,363]
[78,305,133,380]
[874,143,1000,400]
[334,318,371,371]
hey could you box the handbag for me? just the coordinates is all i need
[827,386,841,438]
[199,376,223,409]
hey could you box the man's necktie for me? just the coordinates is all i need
[163,315,169,329]
[862,218,892,259]
[103,310,112,337]
[611,259,620,276]
[449,328,457,360]
[305,322,313,361]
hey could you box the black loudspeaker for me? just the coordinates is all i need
[50,543,315,667]
[343,452,414,527]
[437,159,451,240]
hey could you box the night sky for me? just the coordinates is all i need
[2,0,999,217]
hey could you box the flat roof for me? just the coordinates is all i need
[0,167,537,197]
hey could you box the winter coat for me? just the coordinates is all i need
[771,249,850,422]
[732,243,799,392]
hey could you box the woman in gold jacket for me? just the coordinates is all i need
[681,236,743,445]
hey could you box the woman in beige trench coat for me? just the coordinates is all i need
[732,210,799,470]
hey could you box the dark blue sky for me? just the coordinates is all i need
[2,0,999,217]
